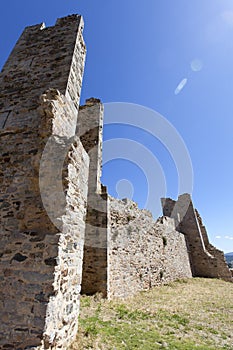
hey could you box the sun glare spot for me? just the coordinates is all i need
[174,78,188,95]
[221,10,233,27]
[190,59,203,72]
[116,178,134,200]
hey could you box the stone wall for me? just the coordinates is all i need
[108,197,192,299]
[161,194,232,282]
[77,100,108,297]
[0,13,232,350]
[0,16,88,349]
[0,15,85,130]
[36,91,89,349]
[77,98,104,194]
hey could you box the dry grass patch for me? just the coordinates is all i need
[70,278,233,349]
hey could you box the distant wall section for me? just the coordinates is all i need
[161,194,232,282]
[108,197,192,299]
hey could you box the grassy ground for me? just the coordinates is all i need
[70,278,233,350]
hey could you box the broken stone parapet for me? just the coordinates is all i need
[162,194,232,282]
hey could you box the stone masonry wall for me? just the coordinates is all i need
[0,16,88,349]
[77,100,108,297]
[1,13,232,350]
[0,15,86,130]
[161,194,232,282]
[35,91,89,349]
[108,197,192,299]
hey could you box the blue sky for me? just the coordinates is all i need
[1,0,233,253]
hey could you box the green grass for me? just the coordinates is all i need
[70,278,233,350]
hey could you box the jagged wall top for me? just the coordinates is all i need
[0,14,86,129]
[19,14,84,37]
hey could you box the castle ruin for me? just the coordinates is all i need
[0,15,232,350]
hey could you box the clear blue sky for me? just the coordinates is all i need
[0,0,233,253]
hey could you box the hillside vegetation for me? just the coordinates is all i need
[70,278,233,350]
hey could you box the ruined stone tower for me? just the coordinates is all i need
[0,14,232,350]
[0,15,88,349]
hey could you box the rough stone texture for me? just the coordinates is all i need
[161,194,232,282]
[108,197,192,298]
[77,100,108,297]
[0,15,87,349]
[0,15,85,130]
[35,92,89,349]
[0,13,232,350]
